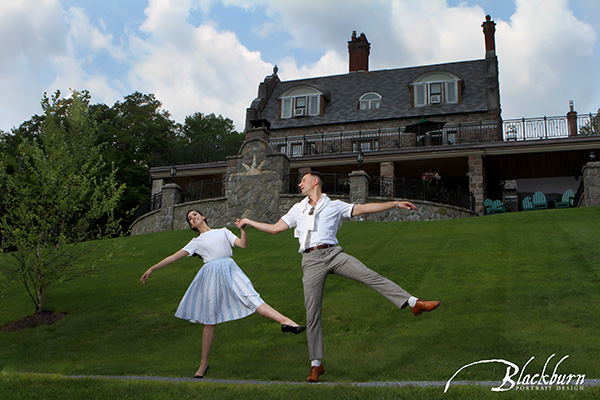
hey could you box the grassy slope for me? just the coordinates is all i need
[0,208,599,385]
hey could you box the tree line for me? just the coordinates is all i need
[0,89,243,313]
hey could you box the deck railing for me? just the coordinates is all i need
[502,113,597,141]
[369,177,475,210]
[269,121,501,157]
[182,178,225,202]
[133,192,162,220]
[269,114,598,157]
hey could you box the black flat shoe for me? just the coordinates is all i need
[281,324,306,334]
[193,365,209,379]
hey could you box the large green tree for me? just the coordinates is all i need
[0,90,124,313]
[152,112,243,166]
[92,92,179,231]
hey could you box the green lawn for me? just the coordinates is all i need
[1,207,599,397]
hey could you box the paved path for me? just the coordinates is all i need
[67,375,600,388]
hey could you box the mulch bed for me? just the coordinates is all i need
[1,311,68,332]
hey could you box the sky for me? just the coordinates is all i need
[1,0,599,133]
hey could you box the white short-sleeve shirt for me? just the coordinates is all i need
[181,228,238,263]
[281,195,354,252]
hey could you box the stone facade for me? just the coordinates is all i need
[581,161,600,207]
[130,126,478,235]
[225,125,289,224]
[467,155,485,214]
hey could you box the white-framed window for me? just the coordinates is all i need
[352,139,379,152]
[412,72,460,107]
[359,92,381,109]
[291,143,303,156]
[280,86,323,119]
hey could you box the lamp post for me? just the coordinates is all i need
[170,165,177,183]
[357,148,364,170]
[590,151,596,162]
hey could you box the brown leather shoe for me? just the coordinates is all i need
[411,299,440,316]
[306,365,325,382]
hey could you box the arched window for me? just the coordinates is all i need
[411,72,461,107]
[279,86,324,119]
[359,92,381,109]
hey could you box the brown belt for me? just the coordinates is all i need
[303,244,335,253]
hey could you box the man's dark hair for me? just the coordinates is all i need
[302,170,323,186]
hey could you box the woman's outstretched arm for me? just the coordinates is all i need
[234,220,248,248]
[140,249,189,284]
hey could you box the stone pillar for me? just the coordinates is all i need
[582,161,600,207]
[502,180,518,212]
[380,161,395,197]
[159,183,181,231]
[468,155,485,214]
[226,124,290,223]
[349,170,370,205]
[151,178,165,196]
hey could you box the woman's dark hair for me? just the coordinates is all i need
[186,210,207,232]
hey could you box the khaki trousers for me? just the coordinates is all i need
[301,245,411,360]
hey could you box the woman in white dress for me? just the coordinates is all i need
[140,210,305,378]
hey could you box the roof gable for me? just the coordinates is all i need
[258,59,489,129]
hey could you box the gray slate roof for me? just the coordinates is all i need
[258,59,490,130]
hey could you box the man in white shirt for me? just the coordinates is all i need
[238,171,440,382]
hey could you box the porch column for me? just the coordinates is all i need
[468,155,485,214]
[159,183,182,231]
[349,170,370,205]
[152,179,165,196]
[380,161,395,197]
[582,161,600,207]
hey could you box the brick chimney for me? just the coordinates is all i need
[482,15,496,57]
[348,31,370,73]
[567,100,578,137]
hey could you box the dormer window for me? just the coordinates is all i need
[359,92,381,109]
[280,86,323,119]
[411,72,461,107]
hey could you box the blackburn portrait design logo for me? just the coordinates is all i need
[445,354,586,393]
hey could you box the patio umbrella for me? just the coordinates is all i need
[404,118,446,134]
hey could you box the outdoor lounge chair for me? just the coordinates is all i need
[484,198,506,214]
[554,189,575,208]
[522,196,534,211]
[532,191,548,209]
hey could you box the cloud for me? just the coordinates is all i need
[0,0,67,130]
[128,0,273,130]
[244,0,598,118]
[497,0,597,117]
[0,0,597,135]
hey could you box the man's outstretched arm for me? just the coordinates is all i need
[352,200,417,217]
[237,218,290,235]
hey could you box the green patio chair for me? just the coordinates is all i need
[491,200,506,213]
[532,191,548,209]
[522,196,534,211]
[554,189,575,208]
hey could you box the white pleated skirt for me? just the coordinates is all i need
[175,257,265,325]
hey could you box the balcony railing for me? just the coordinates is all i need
[182,178,225,202]
[269,114,599,158]
[502,113,597,141]
[283,174,474,210]
[284,173,350,195]
[270,122,501,157]
[134,192,162,220]
[370,177,474,210]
